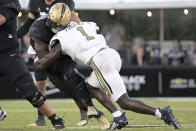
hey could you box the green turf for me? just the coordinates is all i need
[0,98,196,131]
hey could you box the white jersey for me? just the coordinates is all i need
[50,22,107,65]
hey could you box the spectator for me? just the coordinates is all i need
[167,40,187,66]
[188,41,196,66]
[131,37,149,66]
[101,13,126,52]
[148,46,163,65]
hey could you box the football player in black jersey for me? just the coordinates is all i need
[0,0,65,129]
[16,0,88,126]
[29,13,111,129]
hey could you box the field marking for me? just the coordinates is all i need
[2,124,196,130]
[47,124,196,130]
[5,107,196,113]
[48,97,196,102]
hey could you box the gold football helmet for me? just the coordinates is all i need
[47,3,71,33]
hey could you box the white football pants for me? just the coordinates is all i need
[88,48,127,102]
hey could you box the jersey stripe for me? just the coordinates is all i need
[90,61,113,97]
[60,4,66,21]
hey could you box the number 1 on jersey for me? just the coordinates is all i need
[77,27,95,41]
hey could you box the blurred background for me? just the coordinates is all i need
[1,0,196,98]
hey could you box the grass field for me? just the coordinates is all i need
[0,98,196,131]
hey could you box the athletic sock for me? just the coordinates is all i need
[112,110,122,118]
[48,113,58,121]
[80,108,88,120]
[37,109,45,120]
[155,108,162,118]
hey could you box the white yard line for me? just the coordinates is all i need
[48,97,196,102]
[48,124,196,130]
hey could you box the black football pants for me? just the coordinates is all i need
[0,49,39,99]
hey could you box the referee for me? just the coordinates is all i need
[0,0,64,129]
[17,0,83,126]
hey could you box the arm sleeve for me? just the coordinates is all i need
[0,7,16,20]
[16,17,35,38]
[28,0,38,14]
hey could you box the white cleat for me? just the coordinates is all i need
[76,120,88,126]
[0,109,7,121]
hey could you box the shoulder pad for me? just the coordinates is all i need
[30,19,44,40]
[30,18,53,44]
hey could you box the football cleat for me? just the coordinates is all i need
[27,119,46,127]
[76,108,89,126]
[87,106,110,129]
[87,106,99,118]
[159,106,181,129]
[108,112,128,130]
[0,108,7,121]
[97,111,110,129]
[76,120,88,126]
[50,116,65,129]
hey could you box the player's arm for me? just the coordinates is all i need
[32,37,50,59]
[17,0,37,38]
[0,14,6,26]
[67,0,81,23]
[16,12,35,38]
[34,42,62,70]
[70,11,81,23]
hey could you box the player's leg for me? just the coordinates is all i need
[117,93,181,129]
[117,94,155,115]
[91,48,181,129]
[89,60,128,129]
[29,68,47,126]
[47,66,94,126]
[35,80,47,95]
[76,108,88,126]
[52,58,110,129]
[0,53,64,129]
[86,78,118,114]
[86,83,123,129]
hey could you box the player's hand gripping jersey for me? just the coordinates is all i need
[50,22,108,65]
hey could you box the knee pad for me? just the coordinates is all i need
[16,85,46,108]
[26,90,47,108]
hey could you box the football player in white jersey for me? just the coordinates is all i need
[35,3,181,130]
